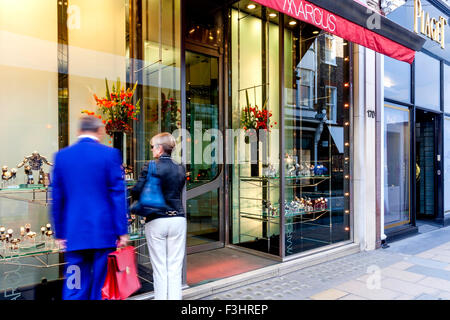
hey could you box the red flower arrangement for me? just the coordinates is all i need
[240,90,276,132]
[82,78,141,137]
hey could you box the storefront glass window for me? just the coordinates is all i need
[135,0,181,171]
[283,22,351,256]
[445,64,450,113]
[415,52,440,110]
[384,104,410,228]
[230,2,281,255]
[0,0,60,183]
[384,55,411,104]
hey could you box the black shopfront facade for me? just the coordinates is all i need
[383,0,450,241]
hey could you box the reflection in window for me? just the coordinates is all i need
[135,0,181,172]
[299,69,314,108]
[324,35,337,65]
[187,189,220,246]
[445,64,450,113]
[284,25,351,256]
[415,52,440,110]
[230,2,281,255]
[384,105,410,228]
[384,55,411,104]
[185,51,220,190]
[326,86,337,123]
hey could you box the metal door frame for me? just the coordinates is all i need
[184,42,226,255]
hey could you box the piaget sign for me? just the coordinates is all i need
[414,0,448,49]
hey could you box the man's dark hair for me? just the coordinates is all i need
[79,115,103,133]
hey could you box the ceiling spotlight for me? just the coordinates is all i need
[269,13,277,18]
[289,20,297,26]
[313,30,320,34]
[247,4,256,9]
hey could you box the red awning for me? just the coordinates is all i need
[251,0,417,64]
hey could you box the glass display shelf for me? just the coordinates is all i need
[0,184,48,191]
[238,176,331,190]
[239,208,330,219]
[239,175,330,181]
[0,231,147,261]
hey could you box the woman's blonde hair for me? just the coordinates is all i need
[151,132,176,155]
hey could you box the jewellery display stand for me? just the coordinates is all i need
[0,188,61,261]
[237,160,333,255]
[0,180,154,299]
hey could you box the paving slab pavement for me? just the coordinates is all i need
[201,225,450,300]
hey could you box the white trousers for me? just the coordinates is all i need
[145,217,186,300]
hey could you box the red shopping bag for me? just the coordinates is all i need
[102,246,141,300]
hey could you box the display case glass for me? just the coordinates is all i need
[228,1,352,258]
[282,20,352,256]
[0,185,153,300]
[230,2,281,255]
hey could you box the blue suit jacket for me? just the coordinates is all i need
[51,138,128,252]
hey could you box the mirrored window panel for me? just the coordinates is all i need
[384,104,410,228]
[384,55,411,104]
[415,52,440,111]
[283,21,351,256]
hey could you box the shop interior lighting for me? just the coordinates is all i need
[269,13,277,18]
[247,4,256,9]
[289,20,297,25]
[313,31,320,34]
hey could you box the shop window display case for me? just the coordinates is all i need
[230,1,351,258]
[0,183,153,300]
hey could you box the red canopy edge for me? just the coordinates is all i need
[251,0,416,64]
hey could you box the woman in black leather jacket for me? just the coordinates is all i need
[131,132,186,300]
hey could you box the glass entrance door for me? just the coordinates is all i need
[185,49,223,253]
[416,110,438,219]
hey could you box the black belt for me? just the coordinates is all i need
[145,210,179,222]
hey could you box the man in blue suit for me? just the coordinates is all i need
[51,115,129,300]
